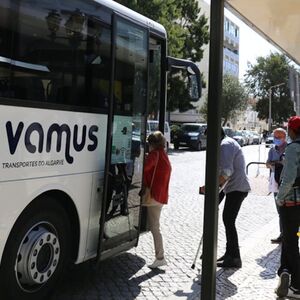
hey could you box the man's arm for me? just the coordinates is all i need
[199,142,232,194]
[277,145,298,205]
[199,175,228,194]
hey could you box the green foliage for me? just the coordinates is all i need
[170,124,182,142]
[200,74,248,126]
[114,0,209,112]
[167,71,194,112]
[244,53,295,124]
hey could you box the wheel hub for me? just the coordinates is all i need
[16,224,60,290]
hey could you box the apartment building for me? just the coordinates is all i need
[223,17,239,77]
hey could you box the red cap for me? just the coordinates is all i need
[288,116,300,130]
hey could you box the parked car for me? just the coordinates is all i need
[223,127,234,138]
[170,124,181,143]
[251,131,262,144]
[242,130,254,145]
[147,120,171,150]
[173,123,207,151]
[265,133,274,147]
[232,130,246,147]
[132,120,171,151]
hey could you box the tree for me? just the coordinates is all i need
[200,74,248,126]
[244,53,295,125]
[114,0,209,112]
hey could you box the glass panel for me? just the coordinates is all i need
[103,18,147,243]
[148,38,161,120]
[0,1,14,98]
[2,0,111,111]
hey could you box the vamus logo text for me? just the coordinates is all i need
[6,121,99,164]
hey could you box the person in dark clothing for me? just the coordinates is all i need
[275,116,300,299]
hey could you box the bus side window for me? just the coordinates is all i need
[5,1,112,112]
[11,78,45,102]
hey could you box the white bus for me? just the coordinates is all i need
[0,1,201,299]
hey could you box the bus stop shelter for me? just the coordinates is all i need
[202,1,300,299]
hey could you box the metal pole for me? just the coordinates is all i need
[296,72,300,115]
[200,0,224,299]
[268,82,285,132]
[256,142,261,176]
[268,88,272,132]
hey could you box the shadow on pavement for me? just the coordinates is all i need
[50,253,149,300]
[172,268,239,300]
[256,246,281,279]
[215,269,239,299]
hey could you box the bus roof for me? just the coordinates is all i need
[97,0,167,38]
[225,0,300,65]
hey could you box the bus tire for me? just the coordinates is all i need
[0,198,71,300]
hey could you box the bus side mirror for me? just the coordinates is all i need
[188,73,200,101]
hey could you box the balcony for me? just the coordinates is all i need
[223,48,239,64]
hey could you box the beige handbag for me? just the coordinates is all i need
[142,152,160,206]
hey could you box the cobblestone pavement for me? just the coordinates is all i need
[51,145,283,300]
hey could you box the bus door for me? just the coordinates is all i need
[98,16,148,260]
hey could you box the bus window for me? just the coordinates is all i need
[148,39,161,120]
[5,0,112,111]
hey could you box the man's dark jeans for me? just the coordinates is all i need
[278,205,300,289]
[220,191,248,259]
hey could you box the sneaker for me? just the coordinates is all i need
[217,254,227,262]
[271,235,283,244]
[148,258,167,269]
[275,271,290,297]
[287,286,300,299]
[216,256,242,268]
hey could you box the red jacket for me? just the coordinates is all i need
[143,148,172,204]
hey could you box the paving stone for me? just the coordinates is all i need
[51,146,283,300]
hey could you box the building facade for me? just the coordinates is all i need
[223,16,239,77]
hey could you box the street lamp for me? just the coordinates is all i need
[268,82,285,132]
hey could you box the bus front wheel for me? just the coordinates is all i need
[0,198,71,300]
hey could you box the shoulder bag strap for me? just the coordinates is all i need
[149,151,159,189]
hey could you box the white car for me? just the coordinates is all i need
[147,120,171,150]
[265,133,274,147]
[232,131,246,146]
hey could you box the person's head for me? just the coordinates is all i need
[288,116,300,140]
[147,131,166,151]
[273,128,287,146]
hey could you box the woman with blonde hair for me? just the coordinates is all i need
[142,130,171,269]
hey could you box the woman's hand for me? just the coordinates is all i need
[139,187,146,196]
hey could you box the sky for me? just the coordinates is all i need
[224,8,278,80]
